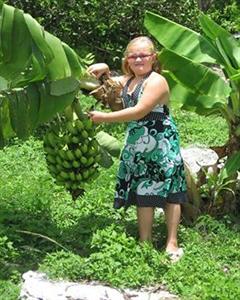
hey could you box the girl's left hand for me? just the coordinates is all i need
[88,111,107,123]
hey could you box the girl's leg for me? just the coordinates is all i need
[164,203,181,252]
[137,207,155,242]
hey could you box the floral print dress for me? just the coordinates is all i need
[114,73,187,209]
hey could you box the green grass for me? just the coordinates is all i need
[0,109,238,300]
[172,109,229,147]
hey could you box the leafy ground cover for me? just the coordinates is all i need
[0,105,239,300]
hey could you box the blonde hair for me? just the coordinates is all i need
[122,36,161,76]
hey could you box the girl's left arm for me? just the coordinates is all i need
[89,74,169,123]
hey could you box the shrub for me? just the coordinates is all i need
[205,0,240,33]
[0,236,18,264]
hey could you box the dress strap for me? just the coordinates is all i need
[122,76,133,98]
[133,71,152,99]
[122,71,153,107]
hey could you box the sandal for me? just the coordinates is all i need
[166,248,184,263]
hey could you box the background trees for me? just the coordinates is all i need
[6,0,240,69]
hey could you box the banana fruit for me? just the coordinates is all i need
[43,113,100,200]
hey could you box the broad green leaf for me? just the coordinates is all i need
[98,146,114,168]
[14,88,31,139]
[0,4,83,88]
[0,6,32,84]
[0,4,14,62]
[230,90,240,117]
[199,14,240,70]
[5,88,30,139]
[6,81,77,138]
[0,96,14,142]
[164,72,227,115]
[50,77,80,96]
[230,72,240,81]
[144,11,224,65]
[6,89,18,133]
[0,76,8,90]
[9,8,32,79]
[37,81,76,124]
[45,31,71,81]
[62,42,84,79]
[0,106,5,147]
[9,87,39,139]
[219,151,240,182]
[13,45,47,87]
[95,131,121,157]
[24,12,53,64]
[0,4,91,140]
[25,84,40,130]
[159,49,231,101]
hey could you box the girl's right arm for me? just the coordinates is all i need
[87,63,110,79]
[87,63,128,86]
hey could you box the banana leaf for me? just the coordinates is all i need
[0,4,14,62]
[11,44,48,87]
[0,6,32,82]
[159,49,231,101]
[199,14,240,70]
[230,72,240,81]
[165,72,227,116]
[24,12,53,64]
[219,151,240,182]
[0,4,85,87]
[144,11,224,65]
[6,87,34,138]
[0,110,5,147]
[50,77,80,96]
[95,131,121,157]
[37,81,77,124]
[62,42,84,79]
[44,30,71,81]
[0,76,8,91]
[0,4,113,148]
[98,147,114,168]
[3,80,78,141]
[0,96,14,141]
[0,3,88,144]
[25,84,40,130]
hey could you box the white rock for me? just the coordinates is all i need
[65,284,125,300]
[181,146,218,171]
[181,145,219,187]
[124,289,179,300]
[20,271,70,300]
[20,271,179,300]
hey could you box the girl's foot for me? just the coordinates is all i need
[166,247,184,263]
[165,241,178,253]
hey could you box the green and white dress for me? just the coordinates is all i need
[114,73,187,209]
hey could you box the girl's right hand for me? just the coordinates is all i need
[87,63,110,79]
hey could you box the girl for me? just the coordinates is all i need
[88,36,187,261]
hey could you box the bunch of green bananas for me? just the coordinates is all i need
[43,114,101,200]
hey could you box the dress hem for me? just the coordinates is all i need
[114,191,188,210]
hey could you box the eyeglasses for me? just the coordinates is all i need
[127,53,153,61]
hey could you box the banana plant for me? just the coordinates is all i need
[0,3,100,146]
[144,11,240,217]
[0,3,121,200]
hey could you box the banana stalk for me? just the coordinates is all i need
[72,97,86,120]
